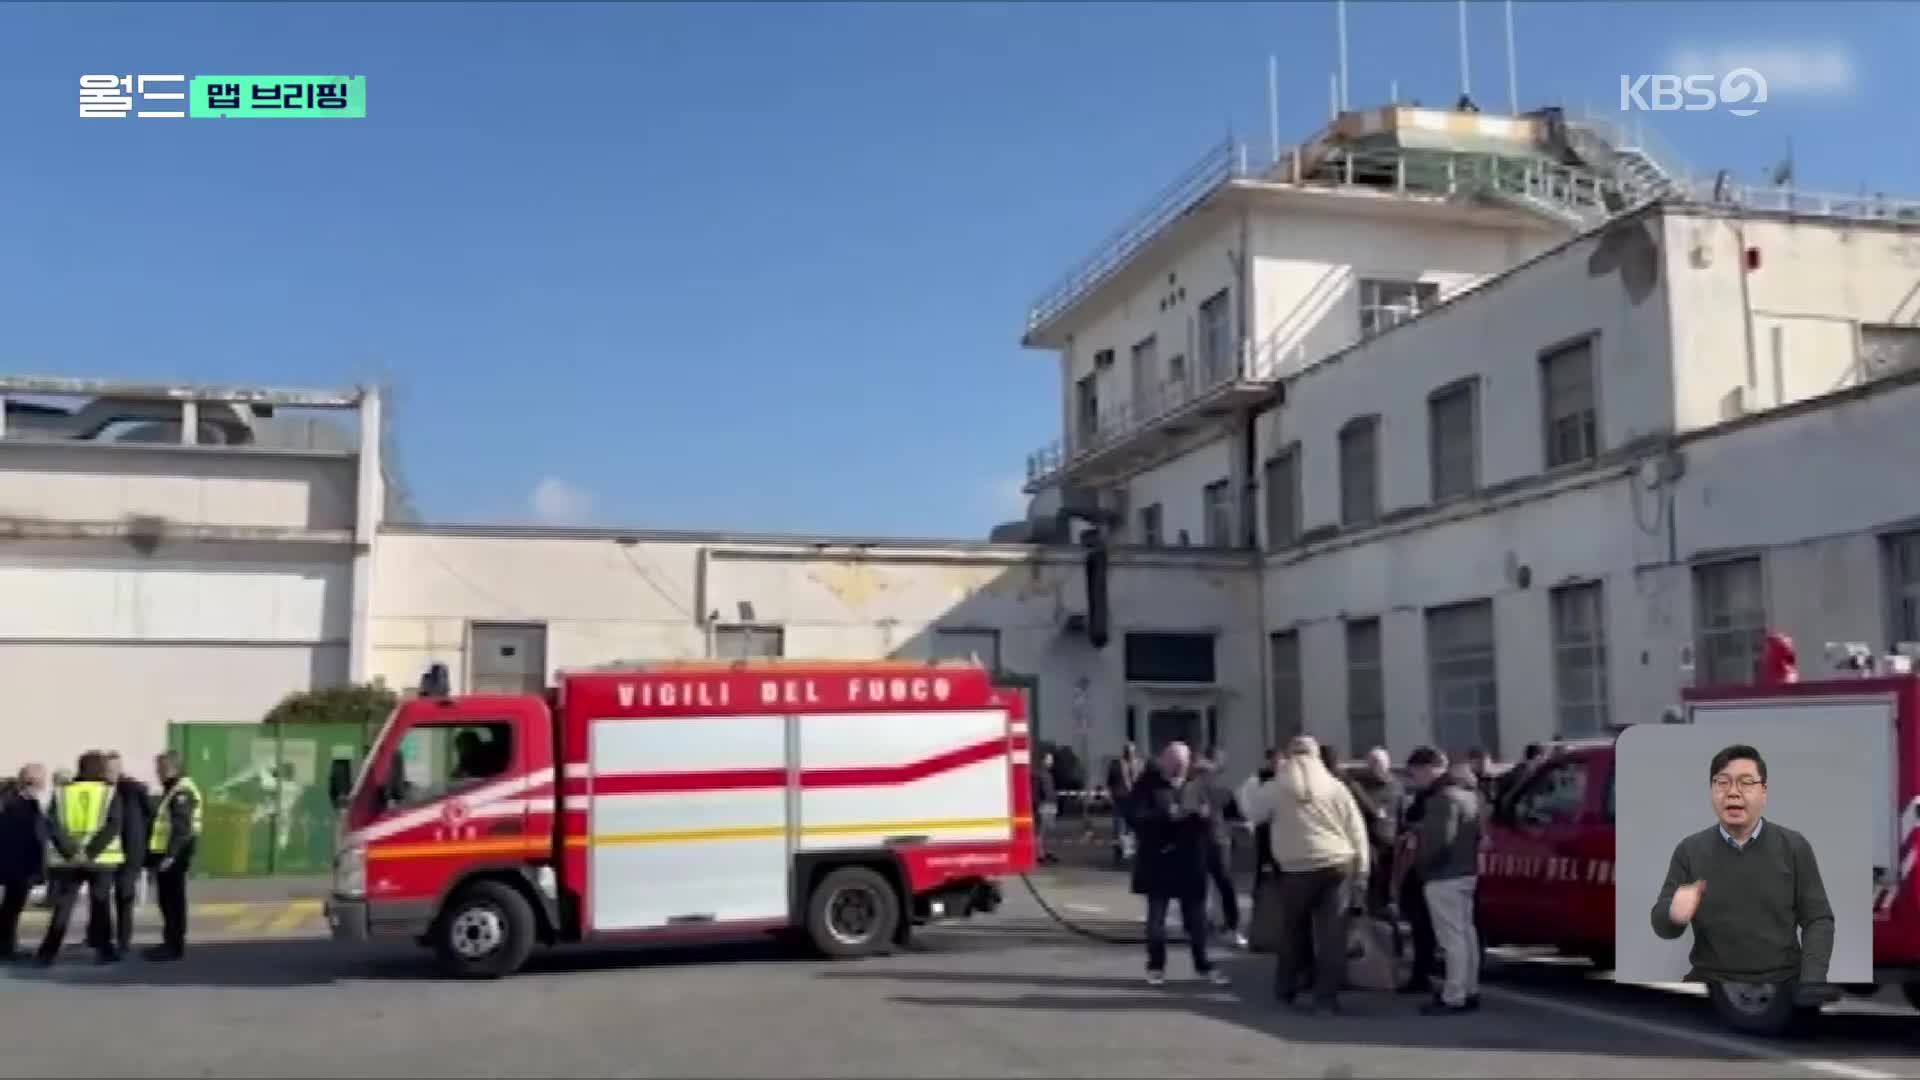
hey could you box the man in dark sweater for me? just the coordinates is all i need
[1650,744,1834,993]
[87,751,151,959]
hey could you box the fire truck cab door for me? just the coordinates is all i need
[1483,756,1603,943]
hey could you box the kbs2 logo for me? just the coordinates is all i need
[1619,68,1769,117]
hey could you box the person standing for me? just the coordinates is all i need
[1419,762,1485,1015]
[1,764,50,960]
[1350,747,1404,915]
[88,751,150,959]
[1033,750,1060,865]
[1241,735,1371,1014]
[35,751,125,966]
[1395,747,1448,996]
[1128,741,1231,988]
[145,750,202,961]
[1193,750,1245,949]
[1107,744,1142,866]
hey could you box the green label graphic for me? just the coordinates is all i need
[190,76,365,118]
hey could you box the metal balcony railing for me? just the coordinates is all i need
[1682,180,1920,222]
[1025,138,1249,336]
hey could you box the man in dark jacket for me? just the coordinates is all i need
[1250,748,1280,886]
[87,751,151,959]
[1395,746,1449,995]
[1350,747,1404,915]
[1033,750,1060,865]
[37,751,125,966]
[1,764,50,959]
[1193,750,1244,948]
[146,750,202,960]
[1129,741,1231,987]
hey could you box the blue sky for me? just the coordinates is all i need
[1,1,1913,538]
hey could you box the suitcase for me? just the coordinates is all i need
[1345,915,1411,992]
[1247,875,1287,953]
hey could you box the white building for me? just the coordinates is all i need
[1018,103,1920,761]
[0,378,383,774]
[6,103,1920,780]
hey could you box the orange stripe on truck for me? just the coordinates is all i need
[370,816,1032,859]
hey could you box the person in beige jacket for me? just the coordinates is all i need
[1238,735,1371,1013]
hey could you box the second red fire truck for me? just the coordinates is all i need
[1479,657,1920,1033]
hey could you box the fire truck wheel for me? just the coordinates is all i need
[1905,982,1920,1012]
[806,866,900,959]
[1706,980,1801,1036]
[435,880,536,979]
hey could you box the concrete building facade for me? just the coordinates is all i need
[7,105,1920,781]
[0,378,382,773]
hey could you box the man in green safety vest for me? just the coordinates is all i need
[145,750,202,960]
[34,750,126,966]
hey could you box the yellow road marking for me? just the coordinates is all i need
[267,901,319,933]
[222,906,275,934]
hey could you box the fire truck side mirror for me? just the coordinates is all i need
[419,662,451,698]
[328,758,354,808]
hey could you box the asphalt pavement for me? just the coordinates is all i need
[2,868,1918,1079]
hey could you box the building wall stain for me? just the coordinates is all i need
[805,561,898,610]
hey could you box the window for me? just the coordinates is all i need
[1886,530,1920,647]
[1075,374,1099,447]
[1124,632,1216,683]
[1861,325,1920,378]
[715,624,785,660]
[1359,279,1440,337]
[1510,760,1589,827]
[1542,336,1600,468]
[1426,599,1499,756]
[1270,630,1303,742]
[1693,557,1766,685]
[1130,335,1158,414]
[1550,582,1610,737]
[1338,416,1380,527]
[1166,353,1188,392]
[380,721,514,813]
[1429,379,1480,502]
[1263,446,1300,550]
[1138,502,1164,546]
[1202,478,1232,546]
[1198,288,1234,381]
[1346,618,1386,753]
[929,628,1000,671]
[468,621,547,694]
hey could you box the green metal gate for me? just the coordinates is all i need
[167,721,376,877]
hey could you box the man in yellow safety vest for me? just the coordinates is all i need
[145,750,202,960]
[34,750,125,966]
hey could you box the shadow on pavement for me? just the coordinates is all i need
[819,954,1920,1063]
[1,920,1067,989]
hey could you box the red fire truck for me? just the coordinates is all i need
[324,660,1035,978]
[1478,663,1920,1033]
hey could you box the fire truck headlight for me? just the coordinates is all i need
[334,846,366,899]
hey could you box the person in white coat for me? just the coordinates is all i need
[1239,735,1371,1013]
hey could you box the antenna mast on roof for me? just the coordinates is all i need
[1269,54,1280,163]
[1504,0,1519,113]
[1335,0,1350,112]
[1457,0,1472,99]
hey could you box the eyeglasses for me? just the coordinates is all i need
[1711,776,1764,793]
